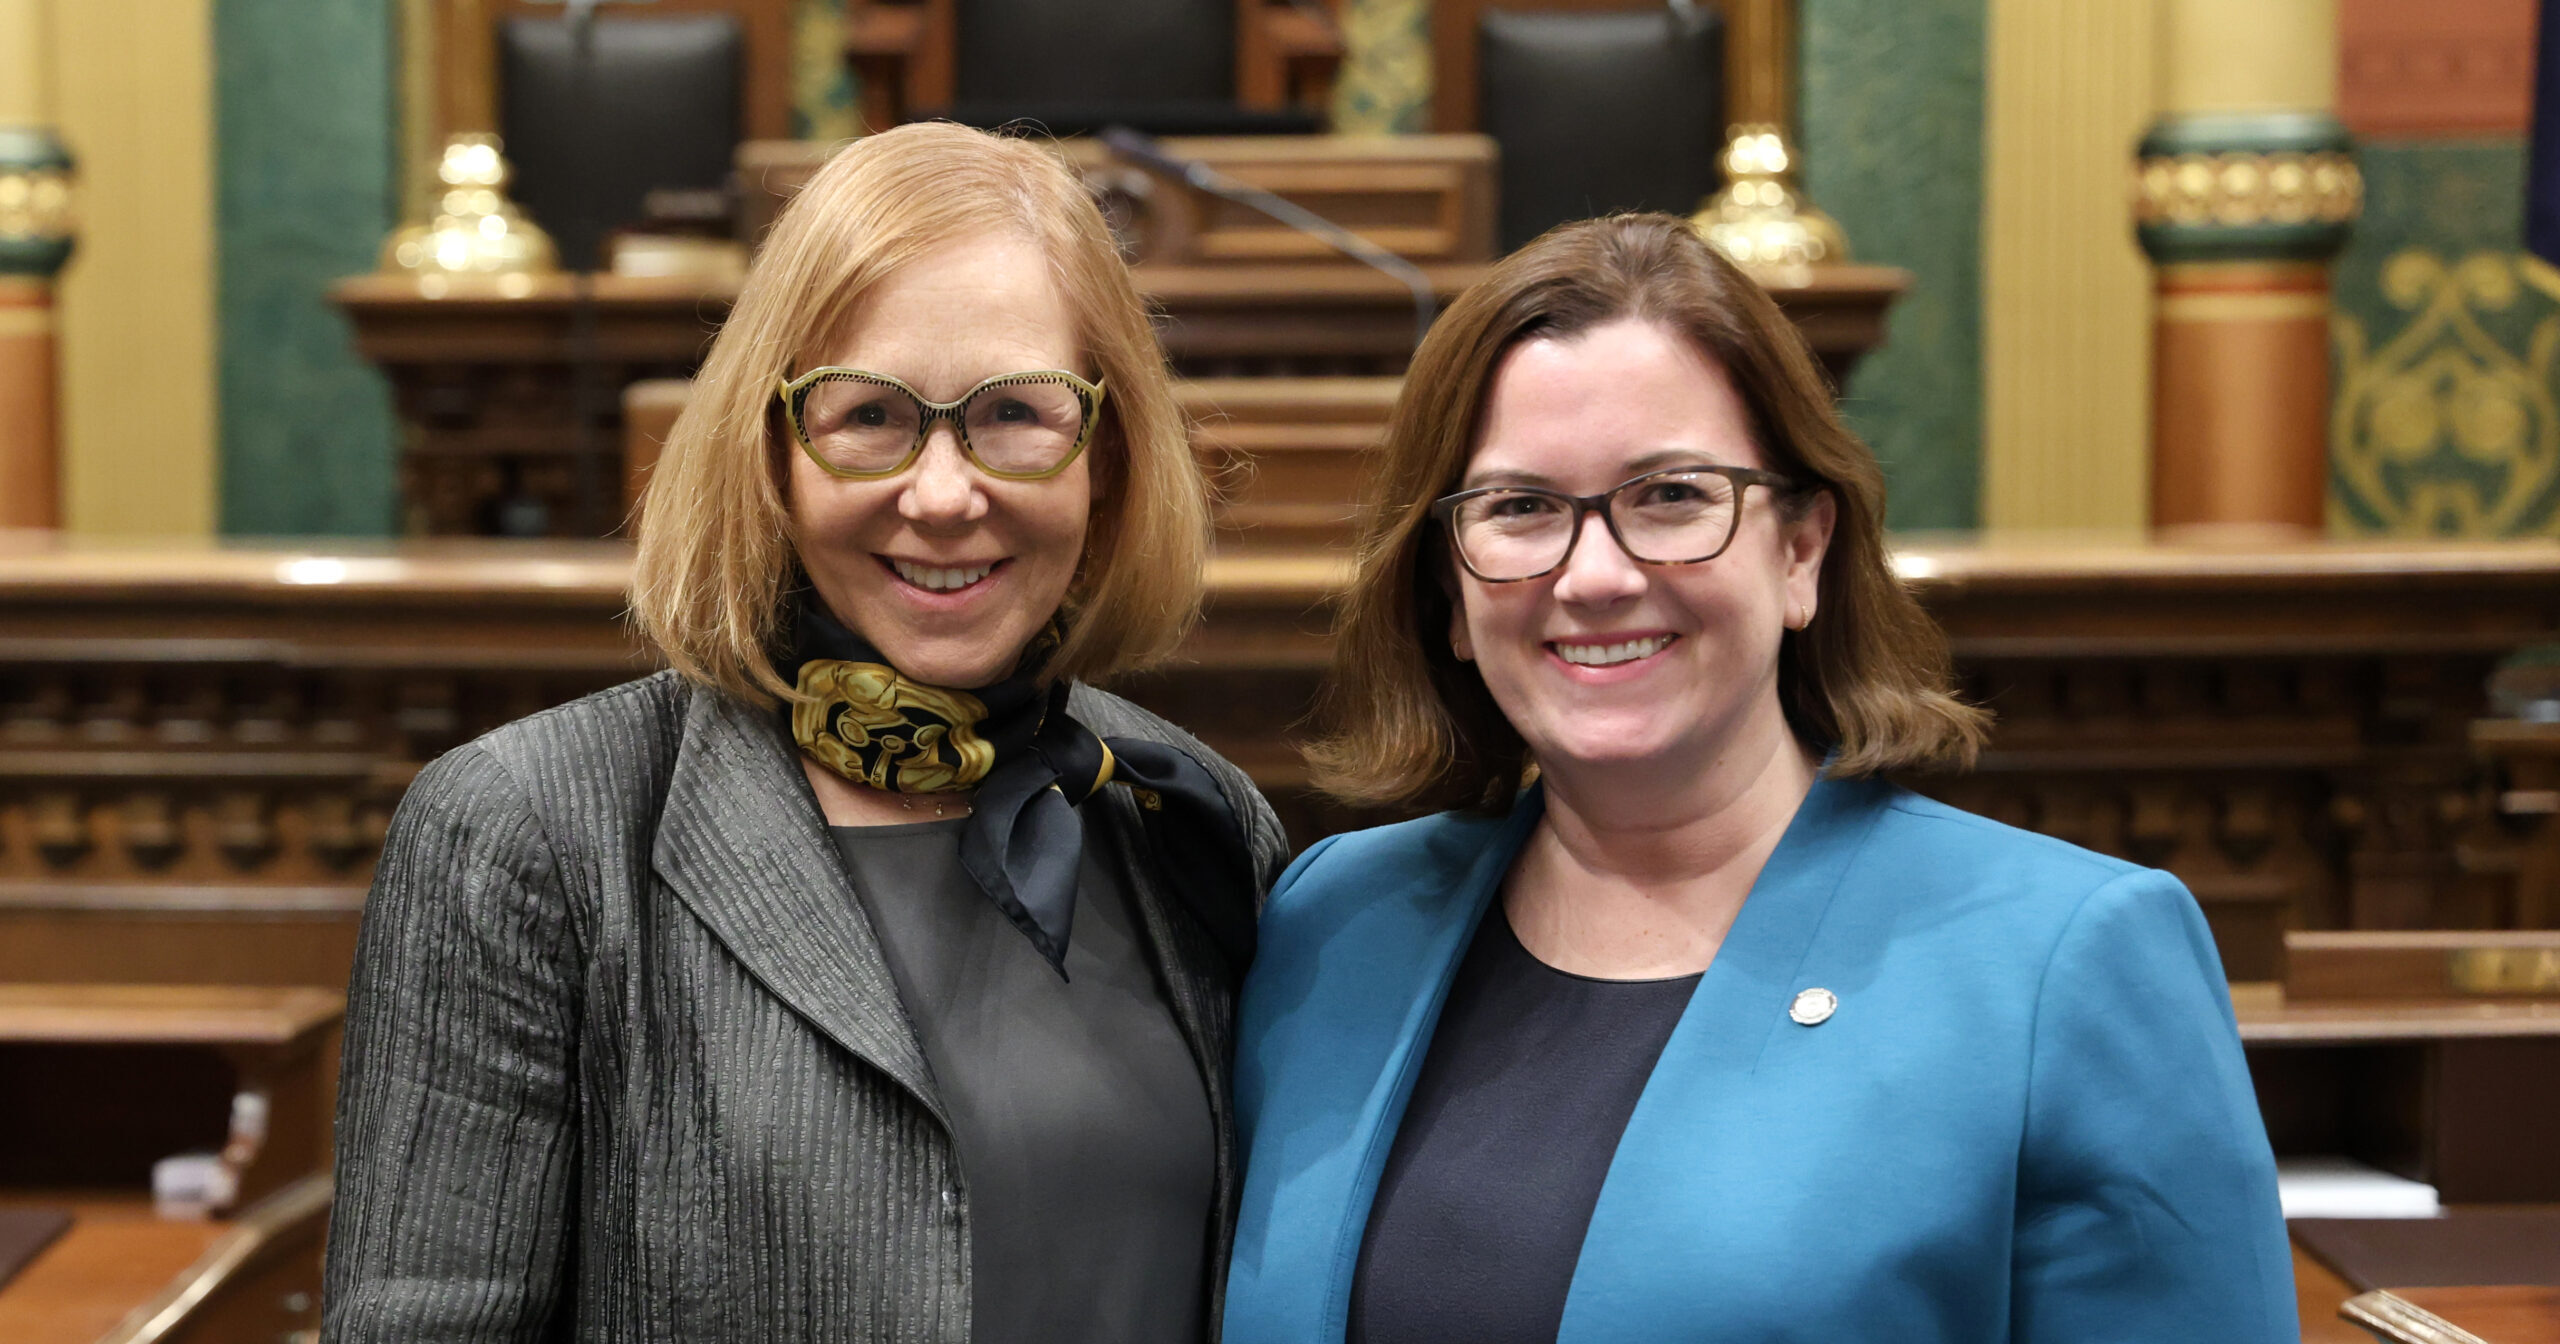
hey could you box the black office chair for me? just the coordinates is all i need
[499,14,743,270]
[931,0,1325,136]
[1478,5,1725,252]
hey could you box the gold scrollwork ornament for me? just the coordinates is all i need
[792,661,996,794]
[2331,249,2560,535]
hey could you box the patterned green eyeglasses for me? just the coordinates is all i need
[774,367,1107,481]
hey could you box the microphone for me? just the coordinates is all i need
[1098,126,1438,352]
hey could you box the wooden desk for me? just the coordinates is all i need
[0,539,647,990]
[743,134,1500,268]
[0,985,340,1342]
[0,1195,227,1344]
[0,985,343,1212]
[2242,1003,2560,1202]
[2472,719,2560,929]
[0,1180,329,1344]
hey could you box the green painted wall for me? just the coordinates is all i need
[215,0,401,536]
[1801,0,1987,531]
[2329,139,2560,537]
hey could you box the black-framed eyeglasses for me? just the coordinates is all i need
[1429,464,1800,583]
[774,367,1107,481]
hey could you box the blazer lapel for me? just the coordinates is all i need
[1310,790,1546,1339]
[651,687,943,1124]
[1561,774,1894,1340]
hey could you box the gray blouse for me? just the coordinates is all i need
[829,818,1214,1344]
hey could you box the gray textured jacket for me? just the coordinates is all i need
[322,671,1288,1343]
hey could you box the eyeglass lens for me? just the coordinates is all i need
[1450,470,1744,580]
[799,376,1089,476]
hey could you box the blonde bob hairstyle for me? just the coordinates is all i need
[1308,213,1988,814]
[630,122,1210,704]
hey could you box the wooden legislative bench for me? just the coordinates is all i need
[337,130,1906,537]
[0,984,342,1343]
[2248,931,2560,1344]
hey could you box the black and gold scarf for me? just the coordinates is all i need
[781,595,1255,978]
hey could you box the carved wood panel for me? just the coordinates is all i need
[4,537,2551,989]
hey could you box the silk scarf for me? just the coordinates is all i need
[780,594,1256,977]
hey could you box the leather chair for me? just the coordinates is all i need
[846,0,1343,136]
[499,14,744,269]
[1474,5,1725,251]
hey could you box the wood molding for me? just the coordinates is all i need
[7,532,2553,986]
[2338,0,2535,140]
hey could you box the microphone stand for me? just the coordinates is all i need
[527,0,658,537]
[1098,126,1438,352]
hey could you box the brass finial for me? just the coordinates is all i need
[1691,124,1848,286]
[380,134,559,277]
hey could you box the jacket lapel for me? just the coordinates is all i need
[1313,791,1546,1338]
[651,686,943,1124]
[1560,774,1893,1340]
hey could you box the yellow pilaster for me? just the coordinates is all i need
[0,0,48,124]
[2158,0,2336,116]
[1982,0,2157,532]
[50,0,215,537]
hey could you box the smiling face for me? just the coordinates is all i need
[1449,317,1834,781]
[786,232,1094,689]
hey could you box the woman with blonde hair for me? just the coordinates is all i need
[325,122,1286,1343]
[1223,214,2293,1343]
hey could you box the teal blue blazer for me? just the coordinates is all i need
[1224,776,2296,1343]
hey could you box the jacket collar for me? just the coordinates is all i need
[1305,773,1891,1339]
[650,686,944,1126]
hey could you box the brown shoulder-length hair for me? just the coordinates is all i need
[1308,213,1988,813]
[629,122,1210,703]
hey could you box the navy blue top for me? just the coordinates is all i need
[1349,908,1701,1344]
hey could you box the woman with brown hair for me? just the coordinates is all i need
[1222,214,2293,1343]
[324,122,1285,1343]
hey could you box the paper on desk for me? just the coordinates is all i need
[2277,1156,2442,1220]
